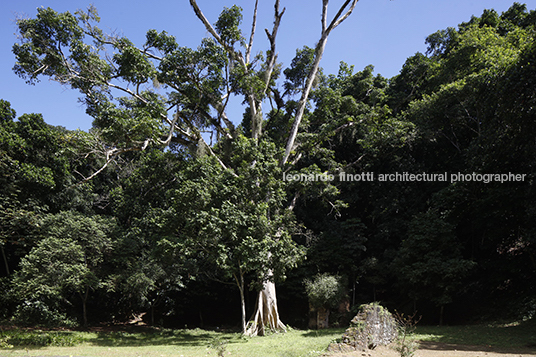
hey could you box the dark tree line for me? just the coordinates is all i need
[1,2,535,329]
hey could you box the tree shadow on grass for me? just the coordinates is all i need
[417,319,536,355]
[2,327,247,350]
[88,328,246,348]
[419,341,536,355]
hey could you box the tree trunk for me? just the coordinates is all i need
[1,245,9,276]
[244,279,286,336]
[317,306,330,329]
[80,288,89,328]
[308,303,317,329]
[235,272,247,334]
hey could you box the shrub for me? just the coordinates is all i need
[393,311,421,357]
[3,330,83,347]
[304,274,344,309]
[11,300,77,328]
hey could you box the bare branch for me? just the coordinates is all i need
[249,95,261,140]
[327,0,359,34]
[281,0,359,166]
[281,36,326,166]
[196,106,233,140]
[32,64,49,76]
[206,92,236,137]
[245,0,259,64]
[248,0,285,140]
[288,152,303,167]
[322,0,329,33]
[287,192,300,212]
[108,83,148,104]
[263,0,285,94]
[157,112,180,146]
[189,0,224,46]
[73,145,141,187]
[343,153,366,170]
[199,135,239,177]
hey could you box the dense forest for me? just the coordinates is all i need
[1,1,535,332]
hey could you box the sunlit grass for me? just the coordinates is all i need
[0,327,346,357]
[2,320,535,357]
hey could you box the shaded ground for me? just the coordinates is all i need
[324,341,536,357]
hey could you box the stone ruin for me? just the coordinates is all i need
[328,303,398,353]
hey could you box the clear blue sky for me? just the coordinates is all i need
[1,0,535,131]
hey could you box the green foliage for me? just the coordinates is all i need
[208,335,228,357]
[393,210,476,306]
[12,7,84,85]
[215,5,245,47]
[11,300,77,328]
[172,137,304,286]
[11,211,116,326]
[113,38,156,84]
[6,1,536,328]
[284,47,316,94]
[393,311,421,357]
[0,108,70,196]
[304,274,344,309]
[2,329,83,347]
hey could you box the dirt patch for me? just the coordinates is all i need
[323,341,536,357]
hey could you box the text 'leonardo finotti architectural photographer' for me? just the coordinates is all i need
[283,172,527,184]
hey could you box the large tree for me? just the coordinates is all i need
[12,211,116,327]
[13,0,359,335]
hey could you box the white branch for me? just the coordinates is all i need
[263,0,285,95]
[246,0,259,64]
[327,0,359,34]
[281,0,359,166]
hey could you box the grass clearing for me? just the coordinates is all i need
[415,319,536,350]
[0,327,345,357]
[1,320,535,356]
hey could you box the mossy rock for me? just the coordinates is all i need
[332,303,398,351]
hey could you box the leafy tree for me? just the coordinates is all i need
[11,211,116,327]
[166,137,303,334]
[0,100,79,282]
[107,149,191,324]
[304,273,344,328]
[392,210,475,325]
[12,0,360,335]
[305,274,344,310]
[397,3,536,319]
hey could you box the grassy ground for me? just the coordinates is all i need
[1,320,535,357]
[0,327,345,357]
[415,319,536,350]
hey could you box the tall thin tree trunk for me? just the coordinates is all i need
[234,271,247,334]
[240,275,247,334]
[1,245,9,276]
[80,288,89,328]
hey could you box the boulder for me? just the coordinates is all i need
[330,303,398,352]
